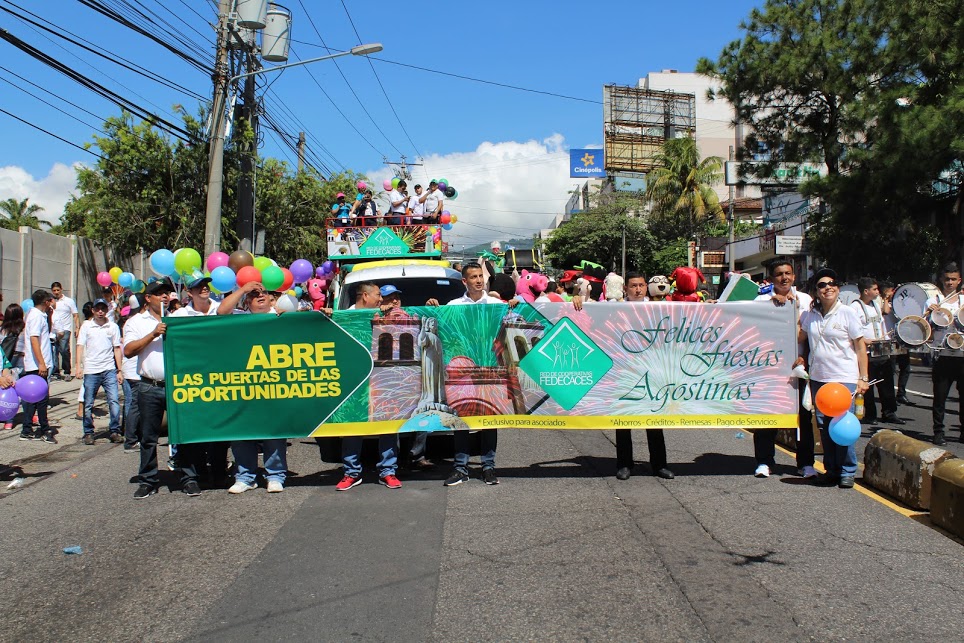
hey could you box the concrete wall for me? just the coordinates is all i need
[0,227,145,310]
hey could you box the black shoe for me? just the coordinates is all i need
[481,469,499,485]
[182,481,202,497]
[18,432,37,441]
[616,466,632,481]
[133,483,157,499]
[108,433,124,443]
[816,474,839,487]
[881,414,906,425]
[40,432,57,444]
[933,432,947,446]
[443,470,469,486]
[838,476,855,489]
[654,467,675,480]
[859,418,878,426]
[896,394,911,405]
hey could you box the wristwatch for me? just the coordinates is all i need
[858,377,869,382]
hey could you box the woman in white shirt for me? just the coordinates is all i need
[798,268,870,489]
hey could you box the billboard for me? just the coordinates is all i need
[570,149,605,178]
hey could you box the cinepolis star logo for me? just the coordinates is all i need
[519,318,612,411]
[580,152,596,167]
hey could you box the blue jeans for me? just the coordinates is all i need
[83,369,121,436]
[20,369,50,437]
[454,430,497,473]
[811,381,858,478]
[342,434,398,477]
[123,378,141,447]
[52,330,71,377]
[232,439,288,485]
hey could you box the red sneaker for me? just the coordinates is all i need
[379,474,402,489]
[335,475,362,491]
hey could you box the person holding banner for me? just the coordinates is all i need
[335,282,402,490]
[216,281,290,493]
[615,272,674,481]
[799,269,870,489]
[927,263,963,446]
[753,260,816,479]
[125,278,203,499]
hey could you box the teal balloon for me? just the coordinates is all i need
[118,272,134,288]
[131,279,145,294]
[294,286,303,297]
[829,412,861,446]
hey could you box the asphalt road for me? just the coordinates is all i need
[0,365,961,642]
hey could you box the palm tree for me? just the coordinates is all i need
[0,198,50,231]
[645,138,724,239]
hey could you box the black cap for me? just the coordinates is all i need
[813,268,838,283]
[145,278,175,295]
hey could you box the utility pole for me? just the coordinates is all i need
[384,155,422,181]
[297,131,305,173]
[203,0,233,258]
[727,145,736,271]
[236,50,258,253]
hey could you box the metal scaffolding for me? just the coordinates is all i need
[603,84,696,174]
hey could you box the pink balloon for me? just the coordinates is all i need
[383,179,393,191]
[206,251,230,272]
[96,271,112,287]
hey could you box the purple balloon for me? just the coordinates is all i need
[321,260,334,273]
[315,266,326,278]
[15,374,48,404]
[0,387,20,421]
[290,259,314,283]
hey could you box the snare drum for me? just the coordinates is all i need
[931,307,954,327]
[868,340,900,359]
[945,332,964,350]
[892,283,940,319]
[896,315,932,346]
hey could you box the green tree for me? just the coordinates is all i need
[645,137,724,240]
[544,210,660,276]
[0,198,50,230]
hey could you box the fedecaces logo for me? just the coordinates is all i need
[519,318,612,410]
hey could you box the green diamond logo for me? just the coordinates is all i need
[518,318,612,411]
[359,227,409,257]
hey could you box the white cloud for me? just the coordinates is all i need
[0,163,80,225]
[367,134,584,249]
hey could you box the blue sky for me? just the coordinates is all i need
[0,0,763,248]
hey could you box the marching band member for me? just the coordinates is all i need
[927,263,963,446]
[850,277,903,426]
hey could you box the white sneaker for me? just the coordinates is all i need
[800,466,819,479]
[267,480,284,493]
[754,464,770,478]
[228,481,257,494]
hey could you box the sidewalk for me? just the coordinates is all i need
[0,375,126,480]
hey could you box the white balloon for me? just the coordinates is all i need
[275,294,298,312]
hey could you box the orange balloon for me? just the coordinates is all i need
[815,382,852,418]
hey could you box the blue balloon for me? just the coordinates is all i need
[442,223,453,230]
[118,271,135,288]
[829,411,861,446]
[150,249,176,276]
[21,299,34,312]
[210,265,237,293]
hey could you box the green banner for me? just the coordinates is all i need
[165,302,799,444]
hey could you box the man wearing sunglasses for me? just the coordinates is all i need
[799,269,870,489]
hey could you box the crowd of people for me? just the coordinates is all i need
[2,258,959,498]
[330,179,447,227]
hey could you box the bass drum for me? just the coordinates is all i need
[892,282,940,319]
[838,284,860,306]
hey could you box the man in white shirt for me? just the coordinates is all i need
[121,306,142,453]
[171,275,219,317]
[927,262,964,446]
[388,179,408,226]
[408,184,426,223]
[76,298,123,445]
[19,289,55,443]
[125,278,202,499]
[428,263,503,486]
[752,261,816,479]
[50,281,78,381]
[419,179,444,223]
[850,277,902,427]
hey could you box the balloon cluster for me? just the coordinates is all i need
[97,266,145,294]
[0,374,49,421]
[814,383,860,446]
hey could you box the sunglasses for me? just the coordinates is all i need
[246,289,267,298]
[816,281,839,290]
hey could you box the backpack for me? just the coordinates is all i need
[1,331,19,362]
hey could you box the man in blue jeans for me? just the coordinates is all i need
[50,282,78,381]
[75,298,123,445]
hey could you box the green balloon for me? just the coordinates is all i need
[261,265,285,291]
[253,256,273,272]
[173,248,201,275]
[391,177,400,188]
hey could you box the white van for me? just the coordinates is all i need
[336,260,465,309]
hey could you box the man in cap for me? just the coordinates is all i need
[75,298,123,445]
[331,192,352,226]
[408,185,426,223]
[172,273,219,317]
[125,278,203,498]
[379,284,405,316]
[335,282,402,490]
[419,180,444,223]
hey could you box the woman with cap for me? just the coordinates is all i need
[799,268,870,489]
[331,193,352,227]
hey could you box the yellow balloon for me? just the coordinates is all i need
[450,214,458,223]
[286,289,296,296]
[109,266,123,284]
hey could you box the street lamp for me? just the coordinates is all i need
[203,43,383,258]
